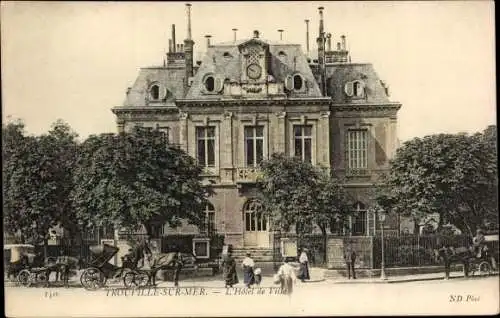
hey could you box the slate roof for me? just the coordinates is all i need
[324,63,391,104]
[184,38,323,100]
[120,39,395,107]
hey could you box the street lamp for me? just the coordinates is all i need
[378,208,388,280]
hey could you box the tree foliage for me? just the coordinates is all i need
[3,119,79,244]
[257,153,351,236]
[70,127,212,236]
[378,126,498,236]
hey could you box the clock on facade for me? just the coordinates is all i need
[247,63,262,79]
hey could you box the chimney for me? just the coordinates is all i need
[253,30,259,38]
[318,6,324,37]
[172,24,176,53]
[184,3,195,83]
[337,42,341,51]
[205,35,212,49]
[341,35,346,50]
[186,3,192,40]
[305,19,310,56]
[316,7,326,95]
[327,33,332,51]
[169,39,173,53]
[232,28,238,42]
[278,29,284,41]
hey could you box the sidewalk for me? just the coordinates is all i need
[329,271,499,284]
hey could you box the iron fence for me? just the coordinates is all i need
[372,234,473,269]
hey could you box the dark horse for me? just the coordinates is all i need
[434,246,472,280]
[44,256,83,287]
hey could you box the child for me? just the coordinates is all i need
[254,267,262,286]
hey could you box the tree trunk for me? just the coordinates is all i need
[43,238,48,260]
[320,226,328,265]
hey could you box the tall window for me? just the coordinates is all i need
[156,126,170,145]
[196,127,216,167]
[244,200,267,232]
[205,203,216,235]
[347,129,368,170]
[351,202,367,236]
[244,126,264,167]
[294,125,312,163]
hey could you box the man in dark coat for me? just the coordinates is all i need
[344,242,357,279]
[133,235,152,269]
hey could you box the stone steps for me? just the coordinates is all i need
[231,248,274,262]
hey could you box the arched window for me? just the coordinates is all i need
[351,202,367,236]
[204,76,215,92]
[353,80,364,97]
[293,74,303,90]
[150,84,160,100]
[204,203,216,235]
[244,200,267,232]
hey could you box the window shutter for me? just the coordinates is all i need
[159,86,168,100]
[344,81,354,96]
[285,74,294,91]
[214,76,224,93]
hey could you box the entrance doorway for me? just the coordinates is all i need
[243,200,269,247]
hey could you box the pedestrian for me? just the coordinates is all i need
[172,251,183,287]
[254,267,262,286]
[344,241,356,279]
[276,258,296,295]
[242,252,255,288]
[297,248,310,282]
[222,252,238,288]
[472,229,486,258]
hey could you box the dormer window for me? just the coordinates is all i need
[344,80,365,98]
[293,74,303,90]
[148,83,166,101]
[202,74,223,94]
[150,84,160,100]
[204,76,215,92]
[285,73,306,92]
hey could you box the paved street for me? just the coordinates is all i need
[5,275,499,316]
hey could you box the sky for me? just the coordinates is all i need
[1,1,496,142]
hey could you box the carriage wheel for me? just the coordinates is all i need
[123,271,149,288]
[17,270,32,287]
[80,267,105,291]
[478,262,491,276]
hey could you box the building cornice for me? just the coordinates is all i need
[111,106,179,116]
[176,97,332,107]
[331,102,402,112]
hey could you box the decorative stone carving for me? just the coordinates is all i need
[179,112,189,120]
[203,116,209,126]
[276,111,287,119]
[320,111,331,119]
[300,115,307,125]
[223,111,233,120]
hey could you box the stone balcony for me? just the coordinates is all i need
[235,167,263,183]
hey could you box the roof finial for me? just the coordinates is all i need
[278,29,284,41]
[253,30,259,38]
[318,7,324,37]
[205,34,212,49]
[305,19,310,56]
[186,3,192,40]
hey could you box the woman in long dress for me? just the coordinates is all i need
[298,248,310,282]
[222,252,238,288]
[241,253,255,288]
[277,258,296,295]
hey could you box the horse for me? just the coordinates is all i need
[47,256,83,287]
[434,246,472,280]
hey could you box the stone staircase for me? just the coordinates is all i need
[231,247,274,263]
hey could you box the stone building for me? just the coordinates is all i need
[111,4,402,253]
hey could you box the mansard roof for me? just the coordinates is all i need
[184,38,323,100]
[324,63,392,104]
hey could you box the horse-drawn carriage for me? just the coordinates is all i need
[435,234,498,279]
[79,243,138,290]
[4,244,80,287]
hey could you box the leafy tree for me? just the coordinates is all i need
[71,127,212,237]
[257,153,351,236]
[379,128,498,237]
[2,119,79,248]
